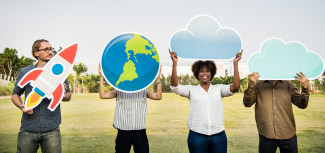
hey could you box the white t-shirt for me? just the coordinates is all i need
[171,84,234,135]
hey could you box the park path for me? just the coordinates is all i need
[0,96,11,99]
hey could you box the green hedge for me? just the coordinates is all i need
[0,82,14,96]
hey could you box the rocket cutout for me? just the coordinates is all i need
[18,43,78,111]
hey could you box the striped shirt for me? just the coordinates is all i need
[113,90,148,130]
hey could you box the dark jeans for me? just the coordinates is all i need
[188,130,227,153]
[259,135,298,153]
[115,129,149,153]
[17,127,61,153]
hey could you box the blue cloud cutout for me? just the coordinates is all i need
[248,38,324,80]
[170,15,242,59]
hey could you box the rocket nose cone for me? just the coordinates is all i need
[59,43,78,64]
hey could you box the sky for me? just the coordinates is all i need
[0,0,324,74]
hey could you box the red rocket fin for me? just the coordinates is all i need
[59,43,78,64]
[18,69,43,88]
[47,83,64,111]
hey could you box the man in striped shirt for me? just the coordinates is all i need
[98,64,162,153]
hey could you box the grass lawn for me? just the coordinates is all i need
[1,93,324,153]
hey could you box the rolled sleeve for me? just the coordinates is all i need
[64,79,71,93]
[220,84,234,97]
[12,69,25,96]
[243,87,257,107]
[291,84,309,109]
[170,84,191,98]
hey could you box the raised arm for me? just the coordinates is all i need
[243,72,259,107]
[147,66,162,100]
[291,72,310,109]
[169,49,178,87]
[230,49,243,93]
[98,63,117,99]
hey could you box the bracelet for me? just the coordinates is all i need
[156,81,161,85]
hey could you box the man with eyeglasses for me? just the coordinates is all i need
[12,39,71,153]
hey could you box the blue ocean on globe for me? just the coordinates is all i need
[101,33,160,92]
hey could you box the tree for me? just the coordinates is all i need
[84,74,100,93]
[0,53,6,80]
[211,76,233,85]
[159,74,172,93]
[73,62,88,93]
[239,77,248,93]
[314,79,321,93]
[160,74,167,92]
[52,47,62,56]
[322,71,325,94]
[0,48,18,81]
[166,75,172,92]
[0,48,34,81]
[13,56,34,80]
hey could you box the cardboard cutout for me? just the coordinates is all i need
[248,38,324,80]
[101,33,160,93]
[170,14,242,59]
[18,43,78,111]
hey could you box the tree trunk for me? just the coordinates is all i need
[82,77,84,94]
[1,65,7,80]
[13,71,18,80]
[73,74,76,93]
[299,82,301,94]
[7,61,12,81]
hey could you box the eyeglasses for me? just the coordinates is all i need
[38,47,54,52]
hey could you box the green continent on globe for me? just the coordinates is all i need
[116,60,138,86]
[115,33,159,87]
[125,34,159,63]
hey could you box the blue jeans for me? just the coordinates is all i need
[188,130,227,153]
[17,127,61,153]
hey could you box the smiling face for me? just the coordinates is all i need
[198,66,211,84]
[192,60,217,83]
